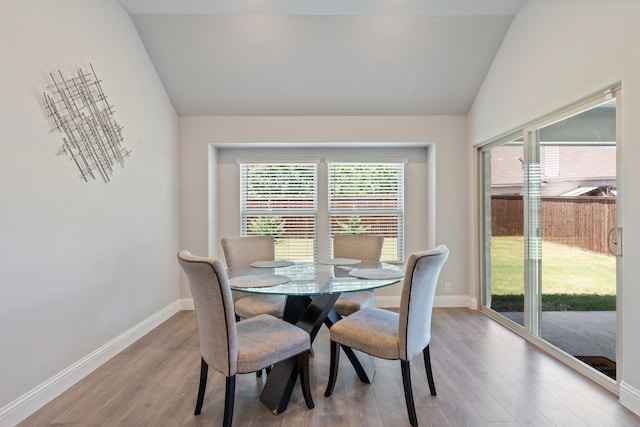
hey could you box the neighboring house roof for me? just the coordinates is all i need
[490,146,523,186]
[491,145,615,187]
[561,186,599,196]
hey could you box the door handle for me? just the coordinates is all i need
[607,227,623,257]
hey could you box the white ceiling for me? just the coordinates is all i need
[117,0,528,116]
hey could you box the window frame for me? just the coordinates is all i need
[239,162,319,260]
[238,158,406,262]
[327,161,405,262]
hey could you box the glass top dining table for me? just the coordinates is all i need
[226,260,404,296]
[226,259,404,415]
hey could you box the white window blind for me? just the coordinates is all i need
[328,162,404,261]
[240,163,317,260]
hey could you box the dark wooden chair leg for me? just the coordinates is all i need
[299,351,315,409]
[324,341,340,397]
[195,358,208,415]
[401,360,418,427]
[423,345,436,396]
[223,375,236,427]
[256,369,263,377]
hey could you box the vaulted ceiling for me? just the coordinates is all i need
[116,0,528,116]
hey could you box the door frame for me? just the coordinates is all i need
[477,87,622,394]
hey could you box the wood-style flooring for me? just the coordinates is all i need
[19,308,640,426]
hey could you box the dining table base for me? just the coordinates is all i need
[259,293,376,414]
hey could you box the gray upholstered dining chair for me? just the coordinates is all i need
[177,250,314,427]
[324,245,449,427]
[332,234,384,316]
[221,236,286,320]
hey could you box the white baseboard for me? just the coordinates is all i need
[375,294,476,309]
[0,301,181,427]
[620,381,640,417]
[180,298,195,310]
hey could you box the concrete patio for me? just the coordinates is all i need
[500,311,616,362]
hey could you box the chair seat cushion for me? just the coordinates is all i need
[330,307,400,360]
[236,314,310,374]
[235,294,286,319]
[333,291,375,316]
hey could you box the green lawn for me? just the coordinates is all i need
[490,236,616,311]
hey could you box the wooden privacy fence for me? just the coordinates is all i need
[491,195,616,254]
[246,195,400,238]
[246,215,399,239]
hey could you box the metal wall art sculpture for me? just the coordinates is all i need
[43,64,130,183]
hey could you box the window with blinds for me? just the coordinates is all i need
[328,162,404,261]
[240,163,317,260]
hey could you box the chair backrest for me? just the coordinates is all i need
[221,235,275,267]
[333,234,384,262]
[398,245,449,361]
[177,250,238,376]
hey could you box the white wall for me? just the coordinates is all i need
[0,1,179,423]
[178,116,471,307]
[468,0,640,415]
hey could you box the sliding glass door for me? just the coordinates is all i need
[480,92,619,384]
[480,135,525,323]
